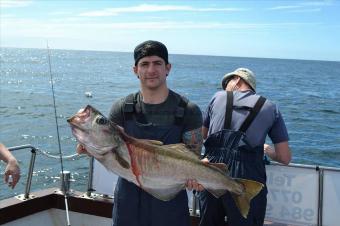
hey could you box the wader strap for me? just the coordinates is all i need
[123,92,148,124]
[123,92,188,126]
[123,93,135,121]
[174,96,188,126]
[239,96,266,132]
[223,91,233,129]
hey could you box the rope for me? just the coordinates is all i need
[36,149,84,160]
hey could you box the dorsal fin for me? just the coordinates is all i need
[139,139,164,146]
[206,162,229,174]
[115,152,130,169]
[162,143,199,159]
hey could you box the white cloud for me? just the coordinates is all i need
[268,0,332,11]
[0,0,32,8]
[268,5,302,10]
[289,8,321,13]
[79,4,246,17]
[301,1,333,7]
[2,16,321,41]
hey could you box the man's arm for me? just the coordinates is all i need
[0,143,21,189]
[182,127,203,156]
[264,141,291,165]
[182,127,204,191]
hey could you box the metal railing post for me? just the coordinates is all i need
[318,168,324,226]
[24,147,37,199]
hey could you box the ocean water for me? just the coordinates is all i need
[0,47,339,200]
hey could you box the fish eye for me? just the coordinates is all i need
[96,116,108,125]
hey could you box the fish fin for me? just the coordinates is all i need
[141,139,164,146]
[231,178,264,218]
[206,162,229,174]
[115,153,130,169]
[206,188,227,198]
[143,185,185,201]
[163,143,199,159]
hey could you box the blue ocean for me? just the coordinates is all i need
[1,47,339,200]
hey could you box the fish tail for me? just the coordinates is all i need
[231,178,264,218]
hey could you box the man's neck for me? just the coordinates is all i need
[235,83,252,92]
[140,87,169,104]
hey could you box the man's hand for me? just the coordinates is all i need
[76,144,90,156]
[186,179,204,191]
[185,157,210,191]
[264,143,274,156]
[4,158,20,189]
[201,157,209,164]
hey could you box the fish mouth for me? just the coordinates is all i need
[67,106,92,129]
[71,125,88,134]
[67,117,86,132]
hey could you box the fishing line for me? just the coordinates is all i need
[46,42,71,226]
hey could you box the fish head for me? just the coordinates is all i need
[67,105,119,157]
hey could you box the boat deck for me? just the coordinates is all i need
[0,187,295,226]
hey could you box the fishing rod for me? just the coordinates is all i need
[46,41,71,226]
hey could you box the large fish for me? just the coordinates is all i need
[67,105,263,218]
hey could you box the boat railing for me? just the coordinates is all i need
[5,145,340,226]
[89,158,340,226]
[8,144,38,200]
[7,144,80,200]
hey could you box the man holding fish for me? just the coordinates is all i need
[70,41,265,226]
[74,40,204,226]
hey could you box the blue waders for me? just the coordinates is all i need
[198,91,267,226]
[112,93,191,226]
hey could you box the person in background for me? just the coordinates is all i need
[0,143,21,189]
[198,68,291,226]
[78,40,204,226]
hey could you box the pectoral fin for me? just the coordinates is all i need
[115,153,130,169]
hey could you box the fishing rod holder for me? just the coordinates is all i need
[60,170,71,194]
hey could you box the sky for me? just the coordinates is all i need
[1,0,340,61]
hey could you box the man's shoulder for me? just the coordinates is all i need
[169,90,200,111]
[169,91,202,129]
[169,89,188,102]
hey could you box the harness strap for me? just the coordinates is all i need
[224,91,266,132]
[123,92,148,124]
[239,96,266,132]
[174,96,188,126]
[224,91,233,129]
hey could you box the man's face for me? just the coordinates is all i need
[133,55,171,90]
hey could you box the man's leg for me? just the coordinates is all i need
[222,189,267,226]
[198,190,226,226]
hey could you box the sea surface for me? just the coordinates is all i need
[0,47,339,200]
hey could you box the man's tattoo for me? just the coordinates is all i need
[182,128,203,156]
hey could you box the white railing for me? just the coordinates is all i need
[6,146,339,226]
[90,159,340,226]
